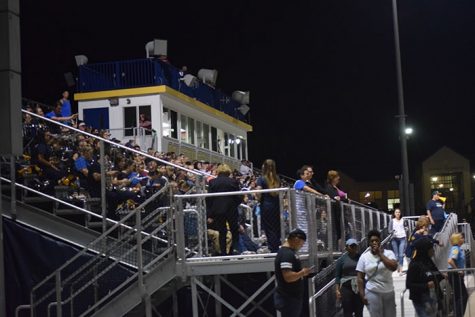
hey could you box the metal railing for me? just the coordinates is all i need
[308,229,398,317]
[433,213,459,270]
[108,126,157,151]
[30,184,173,316]
[401,267,475,317]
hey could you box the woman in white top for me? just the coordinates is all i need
[388,208,407,274]
[356,230,398,317]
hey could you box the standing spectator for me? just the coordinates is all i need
[388,208,407,274]
[256,159,282,252]
[426,190,446,233]
[356,230,398,317]
[139,113,152,130]
[447,233,468,317]
[325,170,347,246]
[406,237,444,317]
[206,164,242,255]
[274,229,313,317]
[60,91,72,118]
[335,238,364,317]
[405,216,440,260]
[45,101,77,133]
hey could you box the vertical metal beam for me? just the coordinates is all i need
[278,191,286,244]
[55,272,62,317]
[191,278,199,317]
[326,199,334,258]
[392,0,411,216]
[10,155,16,218]
[0,0,22,156]
[0,183,4,317]
[361,208,366,242]
[99,140,107,233]
[214,275,222,317]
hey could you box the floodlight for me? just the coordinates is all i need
[75,55,88,66]
[197,69,218,86]
[236,104,250,116]
[145,39,168,58]
[182,74,199,88]
[232,91,250,105]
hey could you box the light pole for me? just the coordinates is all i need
[391,0,411,215]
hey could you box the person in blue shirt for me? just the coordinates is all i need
[293,165,325,196]
[45,101,77,133]
[426,190,446,233]
[447,232,467,317]
[60,91,72,118]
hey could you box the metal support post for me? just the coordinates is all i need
[326,198,334,257]
[278,191,286,245]
[392,0,411,215]
[191,277,199,317]
[55,272,62,317]
[287,188,297,230]
[214,275,222,317]
[307,196,318,269]
[339,203,345,250]
[136,208,151,317]
[175,197,186,278]
[10,155,16,218]
[351,205,357,240]
[99,140,107,233]
[361,208,366,242]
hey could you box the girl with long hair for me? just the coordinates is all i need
[256,159,282,252]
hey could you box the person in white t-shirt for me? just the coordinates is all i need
[356,229,398,317]
[388,208,407,274]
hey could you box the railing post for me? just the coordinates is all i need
[360,208,366,243]
[308,278,316,317]
[55,271,62,317]
[339,203,345,250]
[10,154,16,219]
[176,197,186,277]
[307,195,318,269]
[136,205,151,317]
[278,191,286,245]
[99,140,107,234]
[369,209,374,230]
[326,198,334,255]
[287,189,297,230]
[351,204,356,240]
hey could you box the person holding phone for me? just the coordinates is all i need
[274,229,313,317]
[335,238,364,317]
[356,230,398,317]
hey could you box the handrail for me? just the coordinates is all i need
[309,231,395,308]
[31,183,168,295]
[0,176,171,245]
[174,187,290,198]
[22,109,205,177]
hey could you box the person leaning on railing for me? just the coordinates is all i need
[356,229,398,317]
[447,232,468,317]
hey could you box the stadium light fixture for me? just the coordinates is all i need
[232,91,250,105]
[236,104,250,116]
[75,55,88,66]
[182,74,199,88]
[145,39,168,58]
[405,127,413,135]
[197,69,218,86]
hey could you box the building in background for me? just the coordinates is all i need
[422,146,472,216]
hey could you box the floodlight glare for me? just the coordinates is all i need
[232,91,250,105]
[405,127,413,135]
[75,55,88,66]
[197,69,218,86]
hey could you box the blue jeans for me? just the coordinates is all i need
[274,292,302,317]
[391,237,406,267]
[412,293,438,317]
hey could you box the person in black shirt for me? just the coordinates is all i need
[274,229,313,317]
[207,164,242,255]
[406,237,444,317]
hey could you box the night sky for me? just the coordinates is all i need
[19,0,475,182]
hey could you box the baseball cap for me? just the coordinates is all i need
[78,122,86,127]
[432,190,442,196]
[288,229,307,241]
[345,238,358,246]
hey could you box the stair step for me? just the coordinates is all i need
[55,209,85,216]
[22,196,51,203]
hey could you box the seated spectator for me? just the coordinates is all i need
[30,131,63,185]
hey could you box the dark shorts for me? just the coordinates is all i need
[274,292,303,317]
